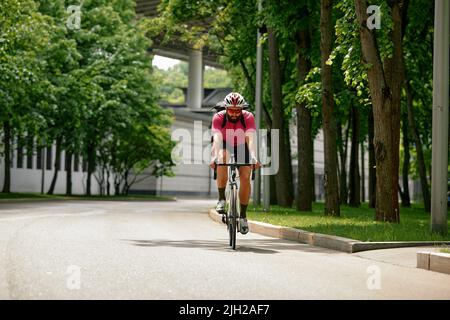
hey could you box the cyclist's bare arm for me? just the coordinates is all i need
[210,133,222,168]
[245,131,262,169]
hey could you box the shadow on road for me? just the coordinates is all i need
[120,238,340,255]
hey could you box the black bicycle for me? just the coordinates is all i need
[213,160,255,250]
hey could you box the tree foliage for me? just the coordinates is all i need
[1,0,175,195]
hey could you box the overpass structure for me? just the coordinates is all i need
[136,0,223,109]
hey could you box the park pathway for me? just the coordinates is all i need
[0,199,448,299]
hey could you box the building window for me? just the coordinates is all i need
[17,145,24,168]
[46,147,52,170]
[74,155,79,172]
[10,143,14,168]
[26,135,33,169]
[56,149,61,171]
[36,147,43,169]
[65,153,71,171]
[16,135,27,169]
[82,158,87,172]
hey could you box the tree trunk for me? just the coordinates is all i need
[368,107,376,208]
[267,130,278,205]
[338,116,350,204]
[297,105,313,211]
[66,151,72,196]
[99,166,105,196]
[349,104,360,207]
[355,0,404,222]
[48,137,62,195]
[310,136,316,202]
[86,143,96,196]
[122,170,130,195]
[320,0,340,216]
[267,27,293,208]
[270,174,277,205]
[361,139,365,203]
[296,29,313,211]
[285,124,294,202]
[115,181,120,196]
[405,72,431,212]
[2,121,11,193]
[337,120,344,204]
[400,107,411,207]
[106,169,110,196]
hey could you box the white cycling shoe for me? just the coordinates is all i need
[215,200,226,214]
[239,218,249,234]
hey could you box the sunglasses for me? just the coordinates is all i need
[227,108,242,115]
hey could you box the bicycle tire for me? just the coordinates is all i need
[229,187,237,250]
[228,186,234,247]
[226,185,233,247]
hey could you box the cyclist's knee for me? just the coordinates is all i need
[217,168,228,187]
[239,168,251,182]
[240,175,251,185]
[218,149,230,164]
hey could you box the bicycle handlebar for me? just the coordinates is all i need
[215,163,255,167]
[212,163,256,181]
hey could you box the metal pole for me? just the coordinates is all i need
[261,1,270,213]
[263,145,270,212]
[253,0,263,207]
[431,0,449,235]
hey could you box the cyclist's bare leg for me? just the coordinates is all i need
[238,166,251,206]
[238,166,251,233]
[217,149,230,189]
[215,149,230,217]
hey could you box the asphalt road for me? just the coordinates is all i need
[0,199,448,300]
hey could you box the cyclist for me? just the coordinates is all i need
[209,92,261,234]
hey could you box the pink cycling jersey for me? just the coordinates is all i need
[211,110,256,147]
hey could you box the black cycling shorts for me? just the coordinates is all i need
[221,141,250,164]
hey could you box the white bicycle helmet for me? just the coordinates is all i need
[224,92,247,108]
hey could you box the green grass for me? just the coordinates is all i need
[247,202,450,242]
[440,248,450,254]
[0,192,175,202]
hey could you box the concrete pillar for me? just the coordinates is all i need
[431,0,449,235]
[187,49,204,109]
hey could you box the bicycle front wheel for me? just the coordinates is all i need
[229,186,237,250]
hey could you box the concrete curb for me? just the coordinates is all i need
[208,209,450,253]
[417,251,450,275]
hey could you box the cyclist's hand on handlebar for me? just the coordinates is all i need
[209,158,217,169]
[251,157,262,170]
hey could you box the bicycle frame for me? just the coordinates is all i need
[213,159,255,250]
